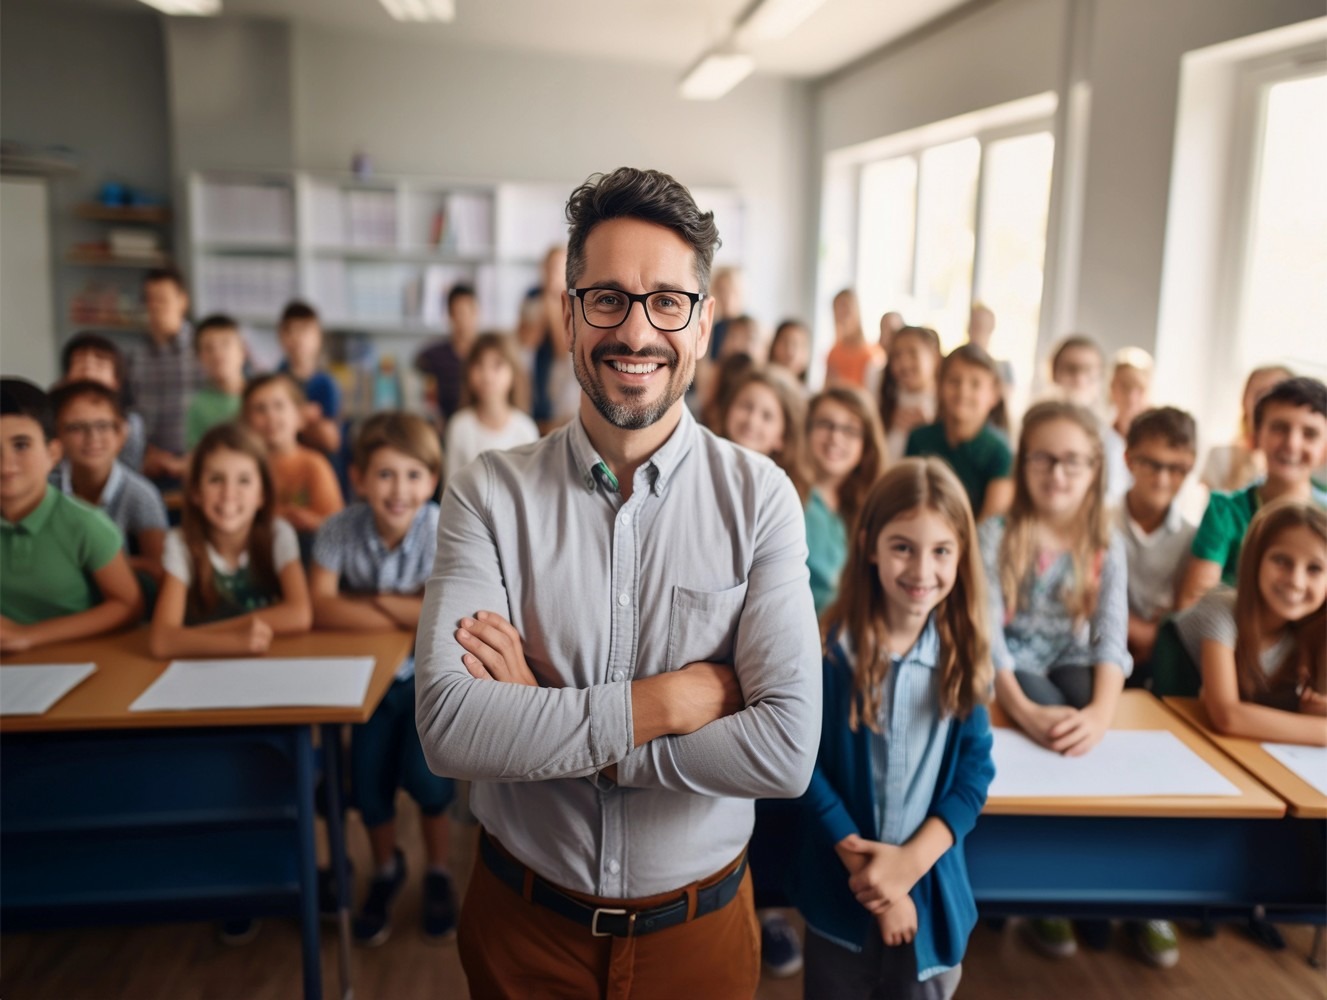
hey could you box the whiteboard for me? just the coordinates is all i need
[0,177,57,385]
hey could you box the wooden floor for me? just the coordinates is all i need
[3,796,1324,1000]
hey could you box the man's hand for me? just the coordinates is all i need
[878,895,918,946]
[838,835,918,913]
[0,615,33,653]
[457,611,537,686]
[666,661,744,734]
[1046,704,1110,756]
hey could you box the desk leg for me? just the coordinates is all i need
[321,723,354,1000]
[295,729,324,1000]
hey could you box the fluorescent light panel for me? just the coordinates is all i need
[379,0,455,22]
[734,0,829,45]
[680,51,755,100]
[136,0,220,14]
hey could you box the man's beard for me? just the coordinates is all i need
[573,338,691,430]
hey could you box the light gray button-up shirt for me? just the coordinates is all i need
[415,406,821,898]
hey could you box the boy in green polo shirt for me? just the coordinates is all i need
[0,378,142,651]
[1178,375,1327,609]
[185,314,247,450]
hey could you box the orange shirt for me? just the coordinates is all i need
[268,446,343,531]
[825,340,882,389]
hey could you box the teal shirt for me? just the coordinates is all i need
[905,422,1012,515]
[0,485,123,624]
[1192,483,1327,586]
[805,489,847,616]
[186,386,242,449]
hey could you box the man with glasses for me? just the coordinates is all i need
[415,167,820,997]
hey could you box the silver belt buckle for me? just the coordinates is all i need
[590,907,631,937]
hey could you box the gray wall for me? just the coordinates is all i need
[813,0,1321,359]
[1,0,171,366]
[289,23,816,328]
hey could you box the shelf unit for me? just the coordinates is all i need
[65,201,174,336]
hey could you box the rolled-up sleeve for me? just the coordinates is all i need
[615,469,822,798]
[414,457,634,782]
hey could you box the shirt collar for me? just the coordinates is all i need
[59,461,125,508]
[836,612,941,669]
[146,322,193,356]
[1,484,60,534]
[568,406,697,499]
[367,501,432,553]
[1123,499,1184,540]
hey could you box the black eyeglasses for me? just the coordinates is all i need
[1025,451,1096,477]
[1131,455,1193,479]
[569,287,704,333]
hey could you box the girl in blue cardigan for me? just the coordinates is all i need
[791,457,995,999]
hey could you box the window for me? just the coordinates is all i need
[853,123,1054,390]
[1234,68,1327,378]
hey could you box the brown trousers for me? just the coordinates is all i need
[458,838,760,1000]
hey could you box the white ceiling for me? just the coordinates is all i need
[90,0,972,79]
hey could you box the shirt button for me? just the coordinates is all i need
[607,859,621,875]
[617,593,629,607]
[612,670,624,682]
[620,512,631,525]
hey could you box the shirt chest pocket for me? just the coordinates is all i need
[664,581,749,670]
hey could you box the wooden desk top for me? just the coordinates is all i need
[0,627,413,734]
[984,690,1286,819]
[1163,697,1327,820]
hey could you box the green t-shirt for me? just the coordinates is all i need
[1191,483,1327,585]
[186,386,242,450]
[805,488,847,616]
[905,422,1013,515]
[0,485,123,624]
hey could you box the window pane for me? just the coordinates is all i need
[1239,72,1327,378]
[914,138,980,350]
[856,157,917,341]
[974,131,1055,396]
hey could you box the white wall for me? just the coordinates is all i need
[1,179,57,385]
[813,0,1321,363]
[290,24,816,328]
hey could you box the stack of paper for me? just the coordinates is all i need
[130,658,375,713]
[1262,743,1327,796]
[0,663,96,716]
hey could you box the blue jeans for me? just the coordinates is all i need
[351,675,455,827]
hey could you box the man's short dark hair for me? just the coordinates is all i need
[51,380,126,423]
[1254,376,1327,430]
[0,377,55,441]
[447,283,476,313]
[565,168,722,294]
[279,300,320,327]
[143,266,187,293]
[1127,406,1197,452]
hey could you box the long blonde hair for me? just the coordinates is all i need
[999,400,1110,621]
[824,458,992,731]
[721,367,810,502]
[1233,500,1326,702]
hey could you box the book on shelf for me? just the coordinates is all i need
[199,182,293,244]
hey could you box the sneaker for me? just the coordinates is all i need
[218,917,261,946]
[760,912,803,978]
[353,849,407,947]
[422,870,458,939]
[1024,917,1077,958]
[1132,920,1180,968]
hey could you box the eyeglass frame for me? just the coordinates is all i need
[1129,454,1193,479]
[568,287,706,333]
[1024,450,1097,477]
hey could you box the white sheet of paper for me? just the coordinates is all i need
[988,728,1241,798]
[1261,743,1327,796]
[0,663,96,716]
[129,658,375,712]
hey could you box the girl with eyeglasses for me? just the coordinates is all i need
[804,387,887,615]
[979,399,1132,961]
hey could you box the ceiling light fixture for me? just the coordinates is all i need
[734,0,830,45]
[679,49,755,101]
[379,0,455,22]
[136,0,220,14]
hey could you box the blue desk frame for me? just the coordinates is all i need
[968,813,1326,923]
[1,722,355,1000]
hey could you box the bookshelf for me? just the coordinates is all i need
[65,200,174,336]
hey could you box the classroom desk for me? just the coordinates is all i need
[1164,696,1327,820]
[0,627,413,1000]
[966,690,1325,922]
